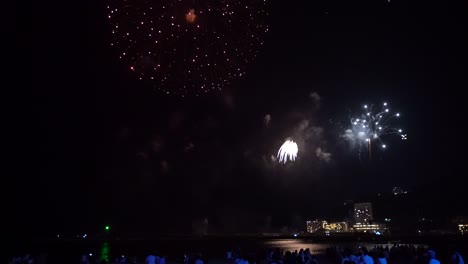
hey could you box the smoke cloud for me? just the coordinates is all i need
[315,147,332,163]
[309,91,321,109]
[264,114,272,127]
[341,128,356,147]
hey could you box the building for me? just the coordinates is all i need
[306,220,327,233]
[452,216,468,234]
[354,203,373,224]
[351,223,387,234]
[459,224,468,234]
[324,222,348,232]
[306,220,349,233]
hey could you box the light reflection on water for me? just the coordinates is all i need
[263,239,328,254]
[263,239,425,255]
[100,242,111,263]
[96,239,427,259]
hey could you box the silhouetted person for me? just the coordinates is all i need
[377,251,387,264]
[146,253,157,264]
[451,250,465,264]
[428,250,440,264]
[195,254,204,264]
[81,254,90,264]
[361,248,374,264]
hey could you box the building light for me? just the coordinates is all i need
[459,224,468,234]
[306,220,349,233]
[352,223,386,233]
[354,203,373,224]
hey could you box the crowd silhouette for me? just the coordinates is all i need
[8,244,465,264]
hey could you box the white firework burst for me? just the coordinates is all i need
[346,101,407,159]
[277,140,298,164]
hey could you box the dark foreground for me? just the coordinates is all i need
[7,235,468,264]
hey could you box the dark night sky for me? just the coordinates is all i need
[13,0,467,235]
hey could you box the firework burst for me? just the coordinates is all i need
[344,102,407,159]
[277,140,298,164]
[107,0,269,96]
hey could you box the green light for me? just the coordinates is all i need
[105,225,110,231]
[100,242,111,263]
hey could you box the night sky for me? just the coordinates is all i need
[13,0,467,235]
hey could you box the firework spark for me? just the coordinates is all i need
[107,0,269,96]
[345,102,407,159]
[277,140,298,164]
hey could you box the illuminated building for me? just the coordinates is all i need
[459,224,468,234]
[306,220,349,233]
[452,216,468,234]
[306,220,327,233]
[324,222,348,232]
[351,223,387,234]
[354,202,373,224]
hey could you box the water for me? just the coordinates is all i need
[9,237,428,263]
[261,239,419,254]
